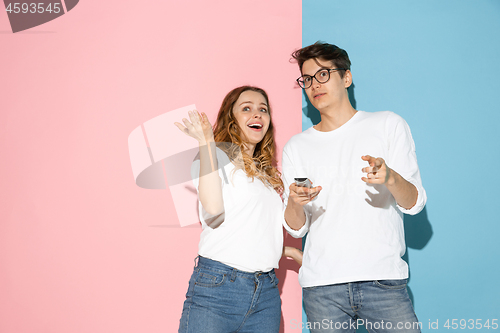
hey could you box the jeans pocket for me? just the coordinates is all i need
[195,269,226,288]
[374,278,408,289]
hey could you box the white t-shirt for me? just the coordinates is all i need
[282,111,426,288]
[191,148,284,272]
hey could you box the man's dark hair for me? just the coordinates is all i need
[292,41,351,78]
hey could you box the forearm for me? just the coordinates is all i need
[283,246,303,266]
[386,169,418,210]
[284,199,306,231]
[198,140,224,216]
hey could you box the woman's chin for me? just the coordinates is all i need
[241,134,264,146]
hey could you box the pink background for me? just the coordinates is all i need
[0,1,303,332]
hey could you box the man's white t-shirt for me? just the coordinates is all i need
[282,111,426,288]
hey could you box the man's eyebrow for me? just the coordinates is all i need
[303,67,329,76]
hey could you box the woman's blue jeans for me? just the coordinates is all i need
[303,279,421,333]
[178,256,281,333]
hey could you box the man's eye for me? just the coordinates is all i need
[304,76,312,83]
[319,71,328,77]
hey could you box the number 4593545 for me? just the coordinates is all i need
[444,319,498,329]
[5,3,62,14]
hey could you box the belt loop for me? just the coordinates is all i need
[269,270,275,284]
[194,255,200,268]
[230,268,237,282]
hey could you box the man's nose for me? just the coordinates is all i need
[311,76,321,89]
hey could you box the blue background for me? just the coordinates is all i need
[300,0,500,331]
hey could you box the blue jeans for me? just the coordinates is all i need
[178,256,281,333]
[303,279,421,333]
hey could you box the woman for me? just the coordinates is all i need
[175,86,285,333]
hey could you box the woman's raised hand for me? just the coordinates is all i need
[174,110,214,144]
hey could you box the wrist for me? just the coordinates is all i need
[287,196,303,211]
[385,167,396,186]
[199,138,215,146]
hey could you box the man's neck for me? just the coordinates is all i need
[315,102,357,132]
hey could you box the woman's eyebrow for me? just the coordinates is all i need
[239,101,268,107]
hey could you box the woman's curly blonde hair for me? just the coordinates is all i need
[213,86,283,193]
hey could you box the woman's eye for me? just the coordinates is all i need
[242,107,250,111]
[260,108,268,113]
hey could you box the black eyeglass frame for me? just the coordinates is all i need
[296,68,347,89]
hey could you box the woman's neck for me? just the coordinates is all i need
[242,142,255,157]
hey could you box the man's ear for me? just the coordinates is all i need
[344,70,353,88]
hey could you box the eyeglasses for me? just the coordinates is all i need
[296,68,346,89]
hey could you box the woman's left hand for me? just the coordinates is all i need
[283,246,303,266]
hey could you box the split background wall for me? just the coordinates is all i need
[300,0,500,332]
[0,1,303,332]
[1,1,499,333]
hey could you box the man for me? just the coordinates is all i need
[282,42,426,333]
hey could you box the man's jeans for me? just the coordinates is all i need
[303,279,421,333]
[178,256,281,333]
